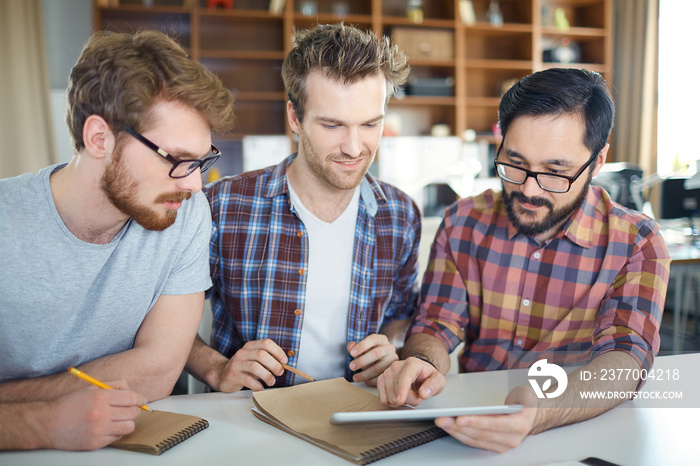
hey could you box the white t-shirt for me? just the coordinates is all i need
[288,182,360,384]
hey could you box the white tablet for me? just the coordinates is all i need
[330,404,523,424]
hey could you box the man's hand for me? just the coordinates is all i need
[215,339,288,392]
[435,385,538,453]
[377,357,446,407]
[347,334,399,386]
[44,380,147,451]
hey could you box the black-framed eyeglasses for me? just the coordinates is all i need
[124,127,221,179]
[493,141,599,194]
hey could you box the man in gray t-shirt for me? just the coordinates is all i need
[0,30,234,452]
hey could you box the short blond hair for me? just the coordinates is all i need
[281,23,409,122]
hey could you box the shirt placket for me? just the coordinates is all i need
[514,243,545,350]
[285,198,308,369]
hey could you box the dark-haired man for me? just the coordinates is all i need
[378,68,670,452]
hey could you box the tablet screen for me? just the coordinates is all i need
[330,404,523,424]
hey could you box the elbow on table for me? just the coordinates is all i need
[140,366,186,402]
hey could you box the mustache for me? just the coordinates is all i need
[509,191,552,208]
[332,149,373,162]
[155,191,192,204]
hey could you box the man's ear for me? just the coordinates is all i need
[591,143,609,177]
[82,115,116,160]
[286,100,301,134]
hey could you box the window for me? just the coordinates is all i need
[657,0,700,176]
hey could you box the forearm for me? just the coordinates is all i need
[0,345,182,403]
[399,333,451,375]
[185,335,228,391]
[532,350,640,434]
[379,319,410,350]
[0,402,50,450]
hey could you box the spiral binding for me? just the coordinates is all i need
[360,426,447,464]
[153,419,210,455]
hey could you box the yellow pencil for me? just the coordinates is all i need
[68,367,152,412]
[281,363,315,382]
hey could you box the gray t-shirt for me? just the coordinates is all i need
[0,164,212,381]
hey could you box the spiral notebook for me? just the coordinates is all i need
[252,378,446,465]
[109,409,208,455]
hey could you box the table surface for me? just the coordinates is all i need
[3,353,699,466]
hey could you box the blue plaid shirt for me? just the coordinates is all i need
[205,154,421,386]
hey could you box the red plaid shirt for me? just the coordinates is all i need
[409,186,670,372]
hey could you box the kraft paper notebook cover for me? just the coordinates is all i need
[109,409,208,455]
[252,378,446,465]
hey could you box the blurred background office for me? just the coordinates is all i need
[1,1,698,384]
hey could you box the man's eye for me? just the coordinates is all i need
[322,124,338,129]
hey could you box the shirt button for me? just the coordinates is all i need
[297,231,303,238]
[294,309,302,316]
[287,350,295,357]
[533,252,541,260]
[299,268,305,275]
[517,338,524,346]
[523,299,530,306]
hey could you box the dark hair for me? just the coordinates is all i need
[498,68,614,155]
[281,23,409,122]
[67,30,235,153]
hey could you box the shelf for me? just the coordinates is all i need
[464,59,534,70]
[99,5,189,14]
[541,26,607,37]
[391,96,456,106]
[466,97,501,107]
[199,9,285,20]
[94,0,612,141]
[463,22,533,34]
[294,13,372,23]
[382,17,456,29]
[200,50,285,60]
[234,92,286,101]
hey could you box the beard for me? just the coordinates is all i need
[101,148,191,231]
[299,128,374,191]
[502,173,592,237]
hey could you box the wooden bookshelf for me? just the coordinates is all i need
[94,0,613,141]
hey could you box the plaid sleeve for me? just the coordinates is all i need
[591,221,671,373]
[203,181,222,300]
[382,196,422,322]
[408,207,469,352]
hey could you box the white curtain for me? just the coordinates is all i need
[0,0,56,179]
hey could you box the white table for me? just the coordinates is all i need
[3,353,699,466]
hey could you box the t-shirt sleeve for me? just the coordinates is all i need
[160,191,213,295]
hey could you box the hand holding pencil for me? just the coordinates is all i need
[41,380,149,451]
[213,339,314,393]
[68,367,152,411]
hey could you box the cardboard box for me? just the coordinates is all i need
[406,77,455,96]
[392,28,455,61]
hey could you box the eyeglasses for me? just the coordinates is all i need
[493,141,599,194]
[124,127,221,179]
